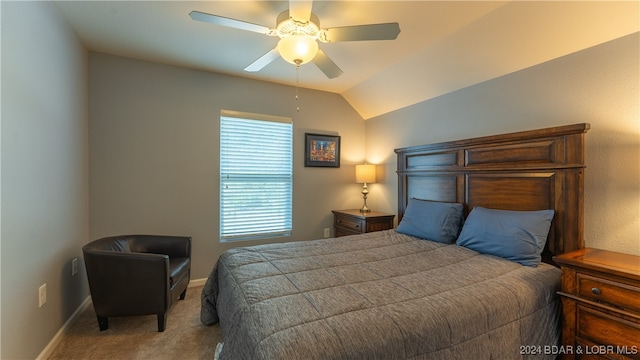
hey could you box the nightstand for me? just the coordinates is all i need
[553,248,640,359]
[332,209,395,237]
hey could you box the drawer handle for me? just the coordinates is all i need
[354,224,360,228]
[591,287,601,295]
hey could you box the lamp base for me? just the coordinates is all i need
[360,183,371,213]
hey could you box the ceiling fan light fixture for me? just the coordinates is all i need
[277,34,318,65]
[189,4,400,78]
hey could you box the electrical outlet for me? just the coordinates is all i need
[39,283,47,308]
[72,257,78,276]
[323,228,331,238]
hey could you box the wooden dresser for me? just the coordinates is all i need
[332,210,394,237]
[553,248,640,359]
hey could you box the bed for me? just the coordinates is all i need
[201,123,590,359]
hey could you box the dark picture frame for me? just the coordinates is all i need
[304,133,341,167]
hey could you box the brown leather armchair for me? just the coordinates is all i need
[82,234,191,332]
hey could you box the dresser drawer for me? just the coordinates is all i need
[578,274,640,313]
[577,305,640,357]
[334,216,364,233]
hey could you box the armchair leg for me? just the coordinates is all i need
[97,316,109,331]
[179,288,187,300]
[157,313,167,332]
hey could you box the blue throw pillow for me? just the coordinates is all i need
[397,198,464,244]
[456,206,555,266]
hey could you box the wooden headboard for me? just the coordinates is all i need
[395,123,590,264]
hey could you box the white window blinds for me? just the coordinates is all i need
[220,111,293,241]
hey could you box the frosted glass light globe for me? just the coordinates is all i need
[277,35,319,65]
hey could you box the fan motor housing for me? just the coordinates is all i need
[276,10,320,39]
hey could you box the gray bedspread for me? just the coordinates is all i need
[201,230,561,359]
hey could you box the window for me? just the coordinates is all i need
[219,110,293,241]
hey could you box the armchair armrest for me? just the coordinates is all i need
[130,235,191,258]
[84,250,171,315]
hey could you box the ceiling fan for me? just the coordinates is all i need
[189,0,400,79]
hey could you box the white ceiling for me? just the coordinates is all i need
[54,1,639,119]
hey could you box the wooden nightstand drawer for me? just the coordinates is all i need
[554,248,640,360]
[332,210,395,238]
[578,274,640,313]
[334,216,364,232]
[577,305,640,357]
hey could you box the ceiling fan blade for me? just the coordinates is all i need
[289,0,313,22]
[321,23,400,42]
[312,49,343,79]
[189,11,272,35]
[244,48,280,72]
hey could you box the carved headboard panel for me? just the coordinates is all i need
[395,123,589,264]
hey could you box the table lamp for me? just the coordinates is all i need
[355,164,376,213]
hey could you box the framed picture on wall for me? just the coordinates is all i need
[304,133,340,168]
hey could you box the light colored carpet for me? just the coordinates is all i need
[49,285,222,360]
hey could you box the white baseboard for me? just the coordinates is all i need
[36,295,92,360]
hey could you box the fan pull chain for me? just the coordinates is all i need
[295,63,300,112]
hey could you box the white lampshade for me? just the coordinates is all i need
[277,35,319,65]
[355,164,376,184]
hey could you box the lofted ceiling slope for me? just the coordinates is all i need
[54,1,639,119]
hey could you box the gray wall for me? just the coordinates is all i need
[366,32,640,256]
[88,53,366,279]
[1,1,89,359]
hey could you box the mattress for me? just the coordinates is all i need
[201,230,561,359]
